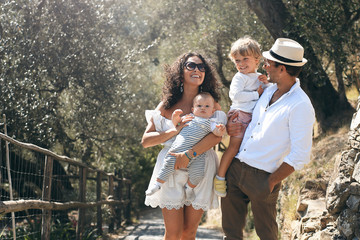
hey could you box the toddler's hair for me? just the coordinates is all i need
[229,36,262,61]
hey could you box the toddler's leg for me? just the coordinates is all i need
[218,137,243,177]
[215,136,243,197]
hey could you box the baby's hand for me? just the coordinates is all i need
[258,74,269,84]
[213,124,226,137]
[171,109,183,127]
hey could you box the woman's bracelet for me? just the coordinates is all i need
[188,149,197,158]
[184,151,193,160]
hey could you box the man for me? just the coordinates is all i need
[220,38,315,239]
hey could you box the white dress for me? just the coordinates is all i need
[144,110,227,210]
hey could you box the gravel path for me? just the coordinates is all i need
[118,208,223,240]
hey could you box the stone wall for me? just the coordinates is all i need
[290,97,360,240]
[326,97,360,239]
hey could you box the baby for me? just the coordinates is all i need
[145,92,226,201]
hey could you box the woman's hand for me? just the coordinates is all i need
[169,151,190,169]
[226,112,242,136]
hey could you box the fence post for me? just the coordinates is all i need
[108,175,115,233]
[96,172,102,235]
[115,169,123,229]
[3,114,16,239]
[76,167,87,240]
[41,155,53,240]
[124,177,132,225]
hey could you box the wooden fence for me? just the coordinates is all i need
[0,131,131,240]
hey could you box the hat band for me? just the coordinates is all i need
[270,50,302,63]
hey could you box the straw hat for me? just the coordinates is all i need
[262,38,307,67]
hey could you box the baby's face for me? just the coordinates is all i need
[192,96,215,118]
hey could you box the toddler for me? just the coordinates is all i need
[214,36,269,197]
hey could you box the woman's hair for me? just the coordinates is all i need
[162,52,221,109]
[228,36,262,62]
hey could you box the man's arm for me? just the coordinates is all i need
[268,162,294,192]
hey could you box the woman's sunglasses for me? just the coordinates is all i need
[184,62,206,72]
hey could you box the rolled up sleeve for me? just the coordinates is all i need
[283,101,315,170]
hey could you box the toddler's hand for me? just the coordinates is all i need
[214,176,227,197]
[258,74,269,84]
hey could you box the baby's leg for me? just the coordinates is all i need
[185,155,205,201]
[145,154,175,196]
[188,154,205,186]
[158,154,176,182]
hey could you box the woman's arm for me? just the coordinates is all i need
[141,120,178,148]
[172,133,222,169]
[191,133,222,156]
[141,102,193,148]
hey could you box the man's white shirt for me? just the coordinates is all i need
[235,79,315,173]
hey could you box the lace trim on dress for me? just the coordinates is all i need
[145,200,210,211]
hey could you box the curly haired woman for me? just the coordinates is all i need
[142,52,226,240]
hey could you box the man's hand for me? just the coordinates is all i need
[169,151,190,169]
[257,85,264,96]
[268,180,276,193]
[226,112,242,136]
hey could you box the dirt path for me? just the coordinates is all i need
[116,208,223,240]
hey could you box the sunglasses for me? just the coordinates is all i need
[184,62,206,72]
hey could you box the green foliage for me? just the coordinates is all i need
[286,0,360,89]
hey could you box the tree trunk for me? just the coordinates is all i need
[245,0,354,133]
[333,45,348,104]
[216,38,230,89]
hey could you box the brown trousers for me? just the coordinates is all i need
[221,160,281,240]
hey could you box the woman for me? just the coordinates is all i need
[141,52,226,240]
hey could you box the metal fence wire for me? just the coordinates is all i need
[0,132,131,240]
